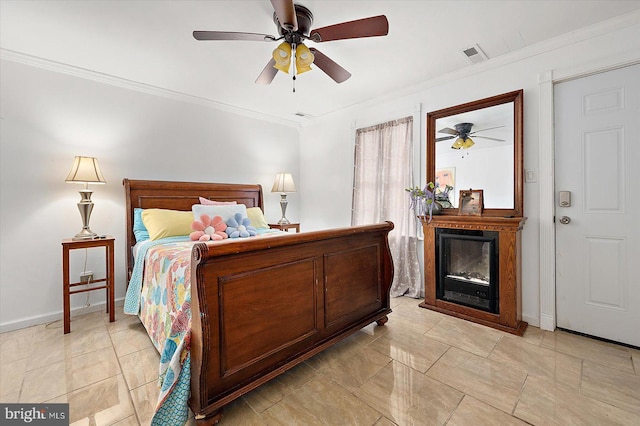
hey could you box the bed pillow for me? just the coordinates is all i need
[225,212,257,238]
[133,208,150,243]
[198,197,237,205]
[190,215,228,241]
[141,209,194,241]
[192,203,247,223]
[246,207,269,229]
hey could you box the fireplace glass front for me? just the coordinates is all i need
[436,228,499,313]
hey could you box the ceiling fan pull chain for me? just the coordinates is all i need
[292,43,297,93]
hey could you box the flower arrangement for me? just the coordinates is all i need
[435,184,454,208]
[406,183,453,222]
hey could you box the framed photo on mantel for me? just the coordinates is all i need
[458,189,483,216]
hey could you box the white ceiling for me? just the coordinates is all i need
[2,1,640,124]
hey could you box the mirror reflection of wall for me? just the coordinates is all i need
[434,103,514,209]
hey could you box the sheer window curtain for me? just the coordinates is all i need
[352,116,421,297]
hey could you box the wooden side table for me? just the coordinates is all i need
[269,223,300,233]
[62,236,115,334]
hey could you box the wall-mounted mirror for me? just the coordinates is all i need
[427,90,523,217]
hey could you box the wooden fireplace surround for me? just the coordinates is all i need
[420,215,527,335]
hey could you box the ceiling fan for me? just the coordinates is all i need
[436,123,506,149]
[193,0,389,87]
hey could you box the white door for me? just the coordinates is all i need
[555,63,640,347]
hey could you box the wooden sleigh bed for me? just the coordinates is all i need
[124,179,394,424]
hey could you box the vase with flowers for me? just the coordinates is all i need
[406,183,453,223]
[435,184,454,208]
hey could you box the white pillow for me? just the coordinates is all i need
[192,204,247,223]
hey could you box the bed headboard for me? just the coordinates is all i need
[123,179,264,277]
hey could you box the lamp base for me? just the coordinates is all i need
[73,189,97,240]
[73,228,97,241]
[278,194,291,225]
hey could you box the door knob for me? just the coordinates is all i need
[559,216,571,224]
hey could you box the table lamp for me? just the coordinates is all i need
[271,173,296,225]
[65,156,106,240]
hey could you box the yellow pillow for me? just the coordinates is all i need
[246,207,269,229]
[141,209,194,241]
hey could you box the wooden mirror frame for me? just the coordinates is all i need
[427,89,524,218]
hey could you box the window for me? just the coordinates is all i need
[352,116,421,297]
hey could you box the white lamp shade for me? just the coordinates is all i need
[65,156,106,184]
[271,173,296,193]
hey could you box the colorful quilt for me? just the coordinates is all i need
[125,238,194,425]
[123,229,285,425]
[140,241,194,424]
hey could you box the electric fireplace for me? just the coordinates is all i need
[420,215,526,335]
[436,228,499,313]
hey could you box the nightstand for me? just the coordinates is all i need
[62,236,115,334]
[269,223,300,233]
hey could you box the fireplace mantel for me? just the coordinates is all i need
[420,215,527,335]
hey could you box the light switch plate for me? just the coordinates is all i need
[525,169,537,183]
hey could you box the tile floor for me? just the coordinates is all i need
[1,296,639,425]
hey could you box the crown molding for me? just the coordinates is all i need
[0,48,302,130]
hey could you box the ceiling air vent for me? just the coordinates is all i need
[462,44,489,64]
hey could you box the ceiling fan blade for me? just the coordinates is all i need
[309,48,351,83]
[193,31,275,42]
[255,58,279,85]
[469,125,506,135]
[436,136,456,142]
[310,15,389,42]
[437,127,459,136]
[474,136,507,142]
[270,0,298,31]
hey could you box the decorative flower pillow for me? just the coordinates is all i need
[225,212,257,238]
[190,215,228,241]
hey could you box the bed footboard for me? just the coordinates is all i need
[188,222,394,423]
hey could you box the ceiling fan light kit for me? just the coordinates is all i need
[272,41,315,75]
[193,0,389,88]
[451,137,475,150]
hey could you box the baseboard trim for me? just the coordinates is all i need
[539,313,555,331]
[521,314,540,328]
[0,298,125,333]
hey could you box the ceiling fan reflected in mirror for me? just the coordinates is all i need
[436,123,506,149]
[193,0,389,88]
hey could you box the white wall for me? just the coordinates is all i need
[299,19,640,326]
[0,60,300,331]
[437,144,514,209]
